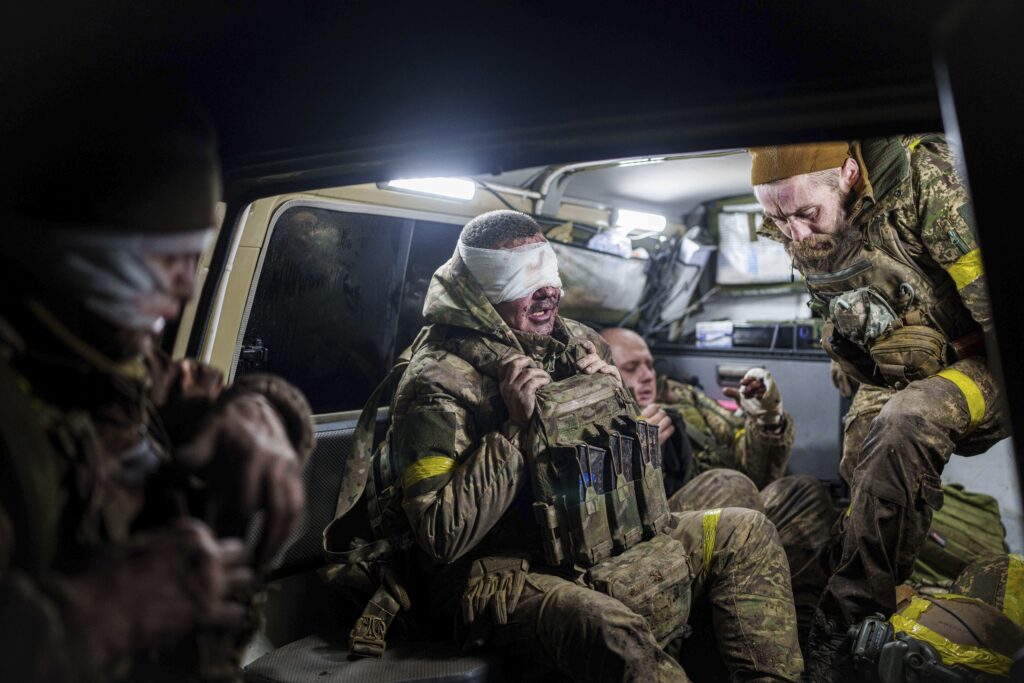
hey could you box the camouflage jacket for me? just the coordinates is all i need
[759,135,991,338]
[0,299,225,682]
[392,253,612,569]
[656,377,794,490]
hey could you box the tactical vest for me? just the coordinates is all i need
[807,137,981,389]
[324,324,687,652]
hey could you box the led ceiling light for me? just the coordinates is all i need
[615,208,667,232]
[386,177,476,201]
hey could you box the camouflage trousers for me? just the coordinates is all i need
[669,469,837,650]
[483,508,802,682]
[828,356,1009,625]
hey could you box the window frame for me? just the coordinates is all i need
[231,196,468,422]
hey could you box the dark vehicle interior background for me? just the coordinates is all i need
[7,1,1024,681]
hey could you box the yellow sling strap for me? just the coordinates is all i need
[702,508,722,578]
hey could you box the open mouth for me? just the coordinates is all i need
[528,299,556,323]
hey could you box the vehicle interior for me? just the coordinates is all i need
[10,1,1024,681]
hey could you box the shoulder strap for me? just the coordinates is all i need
[0,360,62,570]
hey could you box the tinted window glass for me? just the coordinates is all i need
[237,206,413,413]
[394,219,462,355]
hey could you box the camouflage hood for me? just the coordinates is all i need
[422,251,522,348]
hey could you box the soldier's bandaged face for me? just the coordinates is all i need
[458,239,563,305]
[7,225,213,334]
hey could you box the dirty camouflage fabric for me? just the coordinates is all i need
[758,136,1008,628]
[656,377,794,490]
[392,251,802,681]
[826,358,1007,628]
[0,300,266,682]
[952,553,1024,630]
[670,470,836,653]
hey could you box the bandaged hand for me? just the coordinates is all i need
[723,368,783,426]
[461,556,530,626]
[576,340,621,383]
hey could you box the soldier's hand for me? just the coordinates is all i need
[499,353,552,426]
[67,520,254,656]
[461,556,529,627]
[723,368,783,426]
[576,340,621,383]
[641,403,675,447]
[178,393,305,565]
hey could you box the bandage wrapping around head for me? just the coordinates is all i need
[4,225,214,332]
[458,239,563,304]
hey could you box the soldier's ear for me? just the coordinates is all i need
[839,157,860,193]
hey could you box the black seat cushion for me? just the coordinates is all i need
[244,635,508,683]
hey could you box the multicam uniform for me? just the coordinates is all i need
[759,135,1009,627]
[655,377,794,492]
[656,379,835,650]
[390,254,802,682]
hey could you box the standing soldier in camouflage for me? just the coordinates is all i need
[0,88,313,682]
[384,210,802,682]
[601,327,836,650]
[750,136,1009,679]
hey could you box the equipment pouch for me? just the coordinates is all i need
[561,444,615,566]
[587,534,692,645]
[602,430,644,553]
[822,319,883,387]
[630,418,671,538]
[829,286,898,346]
[869,324,950,387]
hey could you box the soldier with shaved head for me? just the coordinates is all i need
[369,210,803,681]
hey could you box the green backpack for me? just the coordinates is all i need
[911,484,1008,592]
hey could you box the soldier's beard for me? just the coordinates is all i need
[785,195,861,274]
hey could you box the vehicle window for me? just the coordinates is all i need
[713,200,798,285]
[236,205,413,414]
[394,219,462,356]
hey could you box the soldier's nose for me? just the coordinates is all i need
[789,221,814,242]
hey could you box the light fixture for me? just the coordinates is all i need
[617,156,666,167]
[385,177,476,201]
[615,208,667,232]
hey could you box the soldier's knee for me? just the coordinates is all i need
[718,506,779,548]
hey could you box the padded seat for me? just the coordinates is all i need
[244,635,506,683]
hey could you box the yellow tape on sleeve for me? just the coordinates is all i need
[733,427,746,443]
[402,455,456,490]
[1004,554,1024,629]
[890,597,1013,676]
[702,508,722,578]
[936,368,986,429]
[946,249,984,291]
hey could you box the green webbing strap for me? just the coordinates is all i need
[682,420,735,470]
[349,577,410,658]
[331,361,408,521]
[0,361,61,570]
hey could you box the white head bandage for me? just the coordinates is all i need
[457,239,563,304]
[4,224,214,333]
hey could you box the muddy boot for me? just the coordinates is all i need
[801,610,854,683]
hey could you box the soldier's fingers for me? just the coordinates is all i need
[576,353,601,371]
[500,354,532,378]
[258,462,301,564]
[512,368,550,392]
[493,587,508,625]
[641,403,660,420]
[520,376,549,399]
[722,387,741,401]
[660,421,676,441]
[581,340,596,354]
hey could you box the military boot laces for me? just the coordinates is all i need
[801,611,854,683]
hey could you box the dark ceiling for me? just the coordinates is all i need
[6,1,958,193]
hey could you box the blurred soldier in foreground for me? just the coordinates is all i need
[601,327,836,650]
[351,209,802,681]
[751,136,1008,680]
[0,89,312,682]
